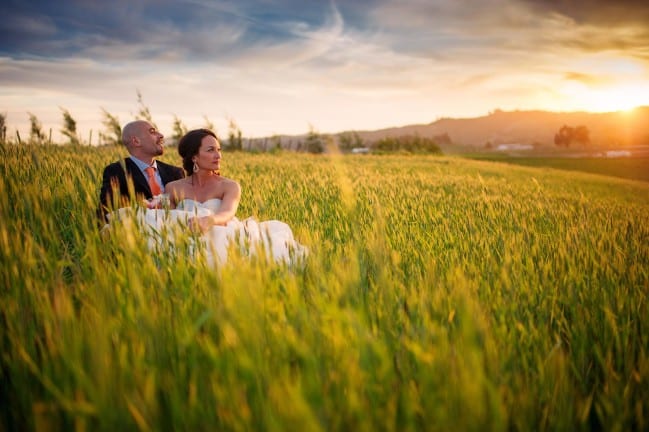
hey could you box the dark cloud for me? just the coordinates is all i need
[517,0,649,59]
[558,28,649,55]
[362,0,649,63]
[520,0,649,25]
[0,0,359,61]
[3,0,244,58]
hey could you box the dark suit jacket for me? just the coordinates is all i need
[98,157,185,220]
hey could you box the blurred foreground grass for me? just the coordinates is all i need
[1,143,648,431]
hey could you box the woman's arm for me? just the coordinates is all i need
[163,180,185,209]
[192,179,241,232]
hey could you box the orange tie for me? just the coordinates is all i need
[144,166,162,196]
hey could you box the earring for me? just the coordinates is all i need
[193,161,199,173]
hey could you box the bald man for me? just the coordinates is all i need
[98,120,185,220]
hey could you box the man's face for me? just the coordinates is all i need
[138,123,164,157]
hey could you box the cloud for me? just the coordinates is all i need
[366,0,649,61]
[2,0,248,60]
[520,0,649,26]
[1,0,350,61]
[563,72,610,86]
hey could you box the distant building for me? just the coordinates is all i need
[496,143,534,151]
[604,150,632,158]
[351,147,370,154]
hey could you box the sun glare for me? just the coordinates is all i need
[575,84,649,113]
[590,86,647,112]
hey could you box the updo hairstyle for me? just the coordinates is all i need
[177,128,218,174]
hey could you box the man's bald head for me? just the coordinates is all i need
[121,120,165,163]
[122,120,150,148]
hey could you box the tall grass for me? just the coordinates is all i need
[1,143,648,431]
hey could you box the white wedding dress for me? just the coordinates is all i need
[105,199,307,266]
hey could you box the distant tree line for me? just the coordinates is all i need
[371,135,442,154]
[554,125,590,147]
[336,132,447,155]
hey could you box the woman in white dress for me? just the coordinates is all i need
[111,128,307,266]
[165,129,242,233]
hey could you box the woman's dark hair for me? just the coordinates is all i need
[178,128,218,174]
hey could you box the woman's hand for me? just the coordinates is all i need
[188,216,213,234]
[188,213,230,233]
[145,194,170,209]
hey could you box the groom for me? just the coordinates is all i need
[98,120,185,220]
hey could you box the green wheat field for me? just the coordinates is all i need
[1,143,648,431]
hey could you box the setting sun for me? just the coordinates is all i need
[561,82,649,113]
[586,84,649,112]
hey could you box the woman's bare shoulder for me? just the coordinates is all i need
[166,178,187,189]
[219,176,240,188]
[166,178,191,196]
[218,176,241,197]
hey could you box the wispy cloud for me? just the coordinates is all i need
[563,72,609,86]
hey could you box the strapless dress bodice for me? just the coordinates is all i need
[176,198,222,213]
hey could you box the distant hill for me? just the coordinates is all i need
[245,107,649,153]
[351,107,649,150]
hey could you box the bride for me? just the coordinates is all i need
[107,128,307,266]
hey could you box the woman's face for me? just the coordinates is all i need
[194,135,221,172]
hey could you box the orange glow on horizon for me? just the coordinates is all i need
[560,82,649,113]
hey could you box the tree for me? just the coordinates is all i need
[270,135,283,152]
[28,112,46,144]
[100,108,121,146]
[434,133,452,146]
[226,118,243,151]
[555,125,569,147]
[555,125,590,147]
[60,107,80,145]
[338,131,364,152]
[171,115,188,145]
[304,125,325,154]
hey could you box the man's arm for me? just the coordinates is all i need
[97,164,122,222]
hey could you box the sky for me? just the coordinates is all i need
[1,0,649,142]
